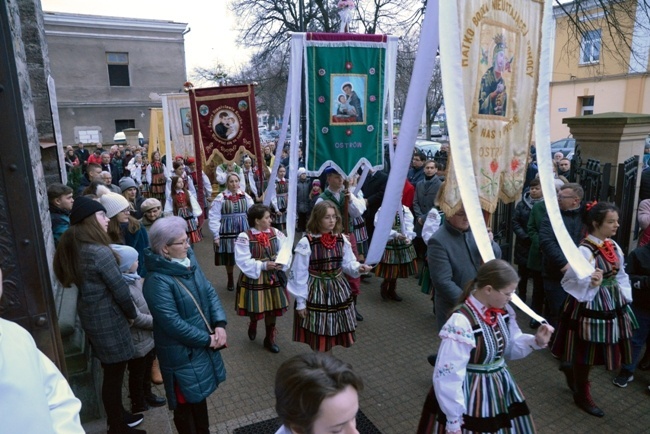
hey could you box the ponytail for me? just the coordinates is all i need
[458,277,477,305]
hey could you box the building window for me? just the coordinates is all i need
[77,129,100,143]
[580,96,594,115]
[107,52,130,86]
[115,119,135,133]
[580,30,601,64]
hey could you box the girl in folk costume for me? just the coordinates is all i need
[166,161,196,202]
[234,204,289,353]
[145,150,168,202]
[374,204,418,302]
[271,165,289,232]
[417,259,554,434]
[166,176,203,244]
[287,201,372,352]
[242,157,260,202]
[209,172,254,292]
[552,202,638,417]
[140,155,150,198]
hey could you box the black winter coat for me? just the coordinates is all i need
[512,192,539,265]
[626,243,650,312]
[539,206,585,280]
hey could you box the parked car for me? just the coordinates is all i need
[550,137,576,159]
[430,124,442,137]
[415,139,442,160]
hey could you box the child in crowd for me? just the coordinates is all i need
[309,179,322,207]
[166,176,203,244]
[296,168,312,233]
[47,183,74,245]
[374,205,418,302]
[272,166,289,232]
[418,259,553,433]
[111,244,166,414]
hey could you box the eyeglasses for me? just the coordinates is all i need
[169,238,190,246]
[121,208,130,214]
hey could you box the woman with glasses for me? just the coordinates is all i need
[98,188,150,277]
[143,217,227,434]
[53,197,144,434]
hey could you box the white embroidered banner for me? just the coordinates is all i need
[162,93,195,159]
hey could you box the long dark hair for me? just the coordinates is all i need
[583,201,619,234]
[107,214,142,242]
[170,175,190,216]
[54,215,115,287]
[457,259,519,305]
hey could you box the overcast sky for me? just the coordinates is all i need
[41,0,252,77]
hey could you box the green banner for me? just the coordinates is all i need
[306,37,385,176]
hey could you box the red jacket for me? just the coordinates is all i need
[402,181,415,208]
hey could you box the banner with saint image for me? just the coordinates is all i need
[188,84,265,190]
[305,33,392,176]
[439,0,544,214]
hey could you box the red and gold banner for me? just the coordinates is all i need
[189,84,264,185]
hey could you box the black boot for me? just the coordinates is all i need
[264,324,280,353]
[353,295,363,321]
[559,362,575,393]
[227,273,234,291]
[248,320,257,341]
[387,280,402,302]
[380,280,389,301]
[573,381,604,417]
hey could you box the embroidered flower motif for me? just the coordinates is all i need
[369,67,376,75]
[318,68,326,76]
[369,95,376,102]
[490,159,499,174]
[366,125,374,132]
[510,157,520,172]
[435,362,455,378]
[346,129,353,136]
[321,127,329,134]
[318,96,325,103]
[345,61,353,70]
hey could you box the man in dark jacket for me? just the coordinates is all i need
[74,143,90,172]
[427,205,502,332]
[614,241,650,386]
[296,168,312,232]
[512,178,543,304]
[407,151,426,186]
[412,160,443,259]
[538,183,585,327]
[360,168,388,242]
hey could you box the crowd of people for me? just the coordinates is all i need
[23,137,650,433]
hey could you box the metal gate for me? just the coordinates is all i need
[614,156,640,253]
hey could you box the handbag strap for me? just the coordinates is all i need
[173,277,213,334]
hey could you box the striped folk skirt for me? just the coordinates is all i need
[293,270,356,352]
[214,213,248,266]
[417,359,535,434]
[177,206,202,244]
[551,282,638,370]
[351,216,369,257]
[375,239,418,279]
[236,270,289,320]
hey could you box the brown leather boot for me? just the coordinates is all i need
[387,280,402,302]
[263,324,280,353]
[573,381,604,417]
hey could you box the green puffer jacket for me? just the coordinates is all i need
[143,247,226,409]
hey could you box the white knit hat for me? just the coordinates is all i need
[99,192,130,219]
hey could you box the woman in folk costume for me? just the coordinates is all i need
[271,165,289,232]
[374,203,418,302]
[234,204,289,353]
[287,201,372,352]
[145,150,168,202]
[166,161,197,203]
[215,161,243,194]
[242,156,260,202]
[166,175,203,244]
[552,202,638,417]
[209,172,254,292]
[417,259,554,434]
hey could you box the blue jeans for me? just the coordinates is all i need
[622,306,650,373]
[543,278,568,328]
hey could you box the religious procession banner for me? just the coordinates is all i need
[438,0,545,214]
[148,108,165,163]
[162,93,195,159]
[304,33,395,177]
[188,84,265,189]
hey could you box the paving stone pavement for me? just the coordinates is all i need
[84,234,650,433]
